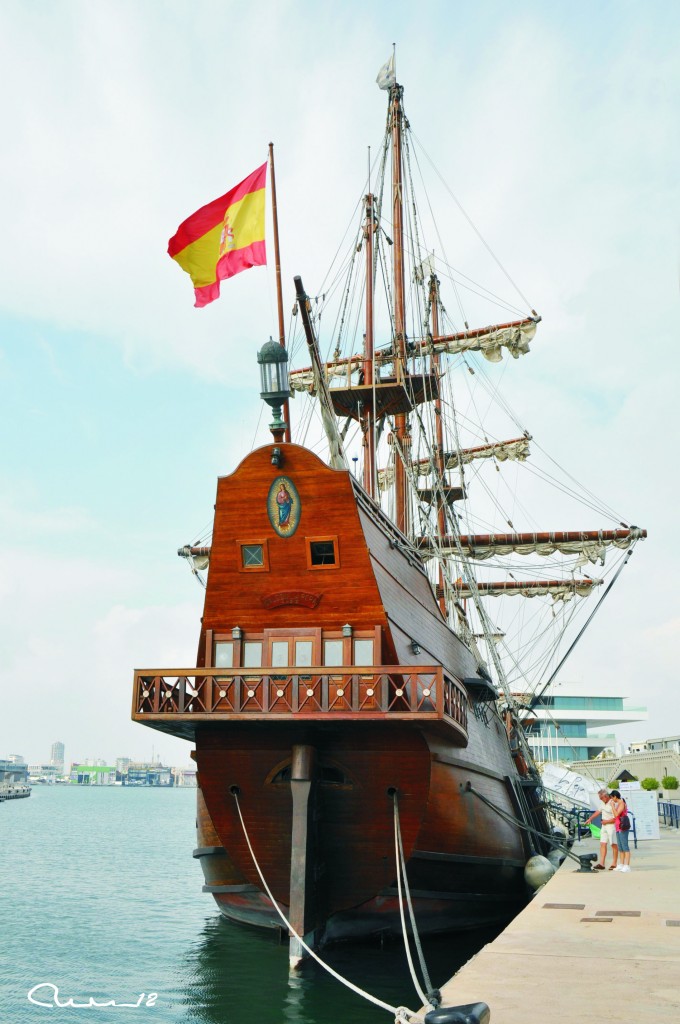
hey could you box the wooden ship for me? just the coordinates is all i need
[131,68,646,964]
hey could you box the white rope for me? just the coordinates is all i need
[393,797,435,1008]
[231,792,424,1023]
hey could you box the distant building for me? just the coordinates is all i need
[570,736,680,791]
[171,767,197,787]
[641,735,680,755]
[69,764,117,785]
[50,741,65,774]
[0,759,29,785]
[519,686,648,764]
[121,762,173,786]
[116,757,131,774]
[28,764,60,783]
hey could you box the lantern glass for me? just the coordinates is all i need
[257,339,290,401]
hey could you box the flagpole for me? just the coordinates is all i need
[268,142,291,443]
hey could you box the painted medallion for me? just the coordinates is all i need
[267,476,301,537]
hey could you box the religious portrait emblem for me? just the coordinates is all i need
[267,476,301,538]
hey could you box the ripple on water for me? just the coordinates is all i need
[0,786,498,1024]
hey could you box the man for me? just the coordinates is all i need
[584,789,619,870]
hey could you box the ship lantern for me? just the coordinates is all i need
[257,338,291,442]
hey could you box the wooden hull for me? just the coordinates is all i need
[194,719,535,944]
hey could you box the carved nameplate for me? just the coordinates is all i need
[261,591,321,609]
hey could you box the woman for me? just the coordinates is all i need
[583,789,618,870]
[610,789,632,872]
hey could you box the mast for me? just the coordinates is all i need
[268,142,290,443]
[390,83,409,534]
[429,271,448,615]
[362,192,376,496]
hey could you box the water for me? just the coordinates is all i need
[0,787,499,1023]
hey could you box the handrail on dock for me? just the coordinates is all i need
[658,800,680,828]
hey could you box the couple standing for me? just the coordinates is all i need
[584,788,632,872]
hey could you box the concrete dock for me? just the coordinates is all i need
[433,826,680,1023]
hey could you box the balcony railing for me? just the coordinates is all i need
[131,666,468,738]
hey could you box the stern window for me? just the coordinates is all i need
[306,537,339,569]
[243,641,263,668]
[238,539,269,572]
[323,639,344,667]
[214,642,234,668]
[353,639,374,665]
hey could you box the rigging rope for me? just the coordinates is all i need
[520,548,636,716]
[410,129,536,314]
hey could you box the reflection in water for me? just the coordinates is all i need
[179,915,502,1024]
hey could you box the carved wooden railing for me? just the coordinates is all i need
[132,666,468,738]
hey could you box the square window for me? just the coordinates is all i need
[237,539,269,572]
[242,544,264,568]
[306,537,339,570]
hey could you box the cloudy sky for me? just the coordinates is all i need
[1,0,677,768]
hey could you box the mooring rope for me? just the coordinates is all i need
[393,795,437,1009]
[231,790,424,1024]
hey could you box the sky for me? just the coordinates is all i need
[1,0,678,768]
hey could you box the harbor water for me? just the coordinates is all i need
[0,786,500,1023]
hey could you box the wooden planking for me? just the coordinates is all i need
[372,564,478,680]
[196,722,430,916]
[196,722,529,919]
[358,508,438,613]
[357,506,479,681]
[415,760,525,861]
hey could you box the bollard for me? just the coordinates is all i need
[424,1002,490,1024]
[576,852,598,872]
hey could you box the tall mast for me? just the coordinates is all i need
[390,83,409,534]
[362,192,376,496]
[268,142,290,443]
[429,271,448,616]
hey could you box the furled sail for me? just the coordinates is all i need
[178,545,210,570]
[456,579,603,601]
[426,317,538,363]
[378,436,531,491]
[419,528,646,565]
[288,318,539,395]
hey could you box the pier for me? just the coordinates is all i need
[433,825,680,1023]
[0,783,30,802]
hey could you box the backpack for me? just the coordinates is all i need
[619,803,631,832]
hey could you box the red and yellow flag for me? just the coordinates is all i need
[168,162,267,307]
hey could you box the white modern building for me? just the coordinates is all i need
[518,685,648,764]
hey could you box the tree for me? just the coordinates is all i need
[641,777,659,791]
[662,775,679,790]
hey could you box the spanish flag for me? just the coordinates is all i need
[168,162,267,307]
